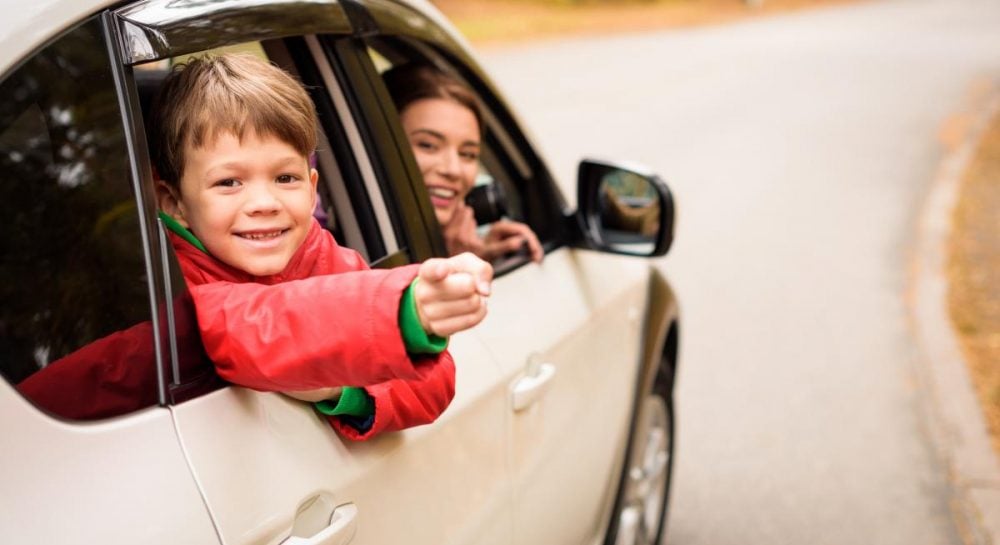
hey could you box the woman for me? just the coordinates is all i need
[383,63,543,263]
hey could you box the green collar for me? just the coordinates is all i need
[158,211,208,254]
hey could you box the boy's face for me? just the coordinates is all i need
[159,131,318,276]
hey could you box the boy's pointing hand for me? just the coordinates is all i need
[415,252,494,337]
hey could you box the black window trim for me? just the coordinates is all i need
[320,35,444,261]
[105,10,173,405]
[114,0,353,65]
[303,35,399,258]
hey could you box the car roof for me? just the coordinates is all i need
[0,0,115,74]
[0,0,468,77]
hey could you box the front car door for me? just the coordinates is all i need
[356,3,654,543]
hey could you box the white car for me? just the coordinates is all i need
[0,1,680,544]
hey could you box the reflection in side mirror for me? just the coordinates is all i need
[576,159,675,257]
[598,172,661,254]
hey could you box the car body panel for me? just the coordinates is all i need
[0,381,218,544]
[474,248,649,544]
[171,332,513,545]
[0,0,115,74]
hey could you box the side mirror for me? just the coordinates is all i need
[575,158,675,256]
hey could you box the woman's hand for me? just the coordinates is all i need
[482,220,543,263]
[440,203,484,257]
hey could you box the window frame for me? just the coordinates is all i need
[315,34,445,264]
[110,4,430,400]
[356,33,570,272]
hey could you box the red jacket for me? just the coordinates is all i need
[170,220,455,440]
[19,220,454,441]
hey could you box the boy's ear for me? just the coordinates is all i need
[309,168,319,207]
[156,180,189,228]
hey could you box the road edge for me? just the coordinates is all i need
[910,89,1000,545]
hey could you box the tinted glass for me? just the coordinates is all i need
[0,18,157,419]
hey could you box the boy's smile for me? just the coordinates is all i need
[162,131,318,277]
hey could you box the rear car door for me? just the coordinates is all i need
[112,1,514,544]
[0,14,218,544]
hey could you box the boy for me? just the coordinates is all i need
[148,53,492,440]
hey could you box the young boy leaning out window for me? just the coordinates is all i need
[148,53,493,440]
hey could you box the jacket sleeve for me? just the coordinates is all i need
[16,320,160,420]
[326,349,456,441]
[189,264,425,391]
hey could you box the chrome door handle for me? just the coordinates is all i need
[282,503,358,545]
[511,363,556,411]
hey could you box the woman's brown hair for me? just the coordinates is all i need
[382,63,484,134]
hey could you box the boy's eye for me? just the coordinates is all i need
[215,178,240,188]
[276,174,299,184]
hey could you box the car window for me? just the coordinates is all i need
[0,17,159,420]
[363,38,558,271]
[132,37,399,392]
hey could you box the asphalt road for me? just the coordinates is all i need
[476,0,1000,543]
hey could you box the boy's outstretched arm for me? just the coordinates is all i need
[321,350,456,441]
[414,252,493,337]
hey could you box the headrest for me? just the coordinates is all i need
[133,68,170,124]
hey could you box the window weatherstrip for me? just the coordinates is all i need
[157,220,182,385]
[305,35,398,253]
[103,12,168,405]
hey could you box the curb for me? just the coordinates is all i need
[911,89,1000,545]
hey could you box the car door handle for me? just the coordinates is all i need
[511,363,556,411]
[282,503,358,545]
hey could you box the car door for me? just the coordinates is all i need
[111,2,514,544]
[354,5,655,542]
[0,13,219,544]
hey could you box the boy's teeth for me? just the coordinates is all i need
[242,231,281,240]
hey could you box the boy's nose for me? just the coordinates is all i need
[244,182,281,214]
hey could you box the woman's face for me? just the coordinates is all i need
[400,98,480,226]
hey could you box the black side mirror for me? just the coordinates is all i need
[575,158,675,257]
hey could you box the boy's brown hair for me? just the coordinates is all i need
[148,53,317,186]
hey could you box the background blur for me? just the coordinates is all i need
[432,0,1000,543]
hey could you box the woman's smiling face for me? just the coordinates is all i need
[400,98,481,226]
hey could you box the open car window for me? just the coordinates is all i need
[131,36,399,397]
[363,37,562,273]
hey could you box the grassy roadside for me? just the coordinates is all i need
[948,107,1000,456]
[433,0,861,47]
